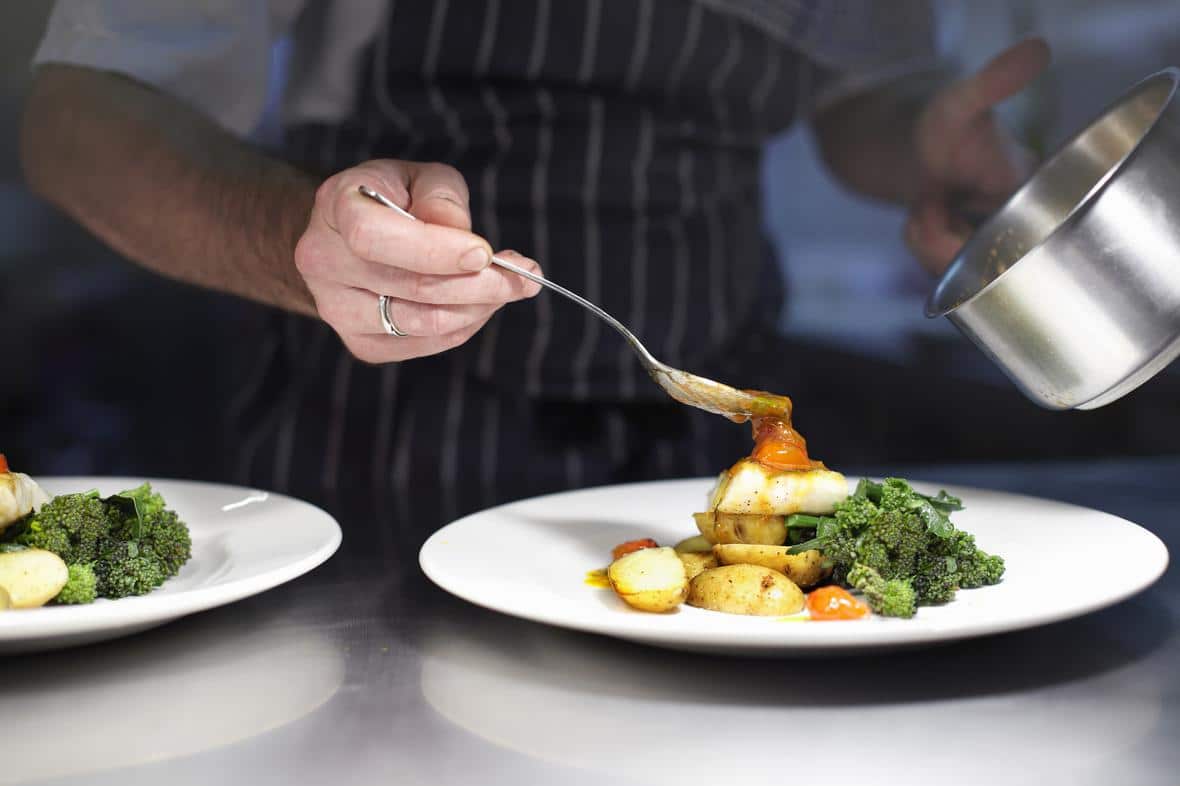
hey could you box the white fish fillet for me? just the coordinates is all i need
[708,459,848,516]
[0,472,51,532]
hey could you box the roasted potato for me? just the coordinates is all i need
[0,548,69,608]
[712,544,830,588]
[673,535,713,553]
[607,546,689,613]
[687,564,804,616]
[693,511,787,546]
[678,551,719,581]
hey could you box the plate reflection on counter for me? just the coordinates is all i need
[417,603,1164,784]
[0,609,344,783]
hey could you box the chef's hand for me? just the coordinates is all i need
[905,38,1051,274]
[294,159,541,363]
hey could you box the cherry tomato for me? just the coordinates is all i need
[807,586,870,620]
[611,538,659,561]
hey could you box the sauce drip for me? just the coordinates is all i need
[731,390,822,471]
[807,586,870,620]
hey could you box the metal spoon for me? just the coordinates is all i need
[357,184,790,420]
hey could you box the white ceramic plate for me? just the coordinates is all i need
[0,477,341,654]
[420,478,1169,655]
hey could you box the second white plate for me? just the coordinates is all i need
[0,477,342,654]
[420,478,1169,655]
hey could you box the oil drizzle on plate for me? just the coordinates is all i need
[584,568,610,588]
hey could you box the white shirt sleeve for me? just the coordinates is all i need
[32,0,304,137]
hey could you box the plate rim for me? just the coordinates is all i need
[419,476,1170,652]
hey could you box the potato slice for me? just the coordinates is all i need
[678,551,719,581]
[0,548,69,608]
[693,512,787,546]
[607,546,689,613]
[687,564,804,616]
[712,544,830,588]
[673,535,713,553]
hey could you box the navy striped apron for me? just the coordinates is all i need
[230,0,809,541]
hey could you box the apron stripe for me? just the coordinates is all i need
[624,0,654,93]
[474,71,511,378]
[525,86,554,396]
[424,0,468,160]
[374,0,422,158]
[370,363,400,504]
[666,1,703,99]
[665,124,693,365]
[576,0,603,85]
[274,323,328,492]
[479,395,501,509]
[474,0,501,74]
[572,95,604,400]
[322,349,355,493]
[440,355,466,524]
[621,107,653,398]
[706,19,741,345]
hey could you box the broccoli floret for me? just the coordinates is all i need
[94,542,168,599]
[54,563,98,605]
[856,509,928,581]
[138,508,192,577]
[912,552,959,604]
[876,478,918,512]
[847,563,916,618]
[833,494,878,532]
[963,551,1005,588]
[941,530,1005,588]
[14,492,112,564]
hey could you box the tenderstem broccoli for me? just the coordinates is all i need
[55,562,98,605]
[1,482,191,604]
[790,478,1004,617]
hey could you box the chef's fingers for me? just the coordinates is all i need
[926,38,1050,145]
[316,161,493,274]
[340,312,494,365]
[313,285,501,337]
[300,235,542,304]
[904,195,969,275]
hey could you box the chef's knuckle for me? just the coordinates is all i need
[294,234,330,278]
[406,272,436,304]
[343,210,376,259]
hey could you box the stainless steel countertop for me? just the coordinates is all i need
[4,457,1178,786]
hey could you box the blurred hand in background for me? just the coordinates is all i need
[905,37,1052,273]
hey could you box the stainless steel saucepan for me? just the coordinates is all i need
[927,67,1180,410]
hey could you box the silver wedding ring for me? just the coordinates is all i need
[377,294,408,337]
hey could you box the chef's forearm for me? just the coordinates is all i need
[810,88,924,206]
[20,65,317,316]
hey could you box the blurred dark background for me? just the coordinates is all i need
[2,1,1179,483]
